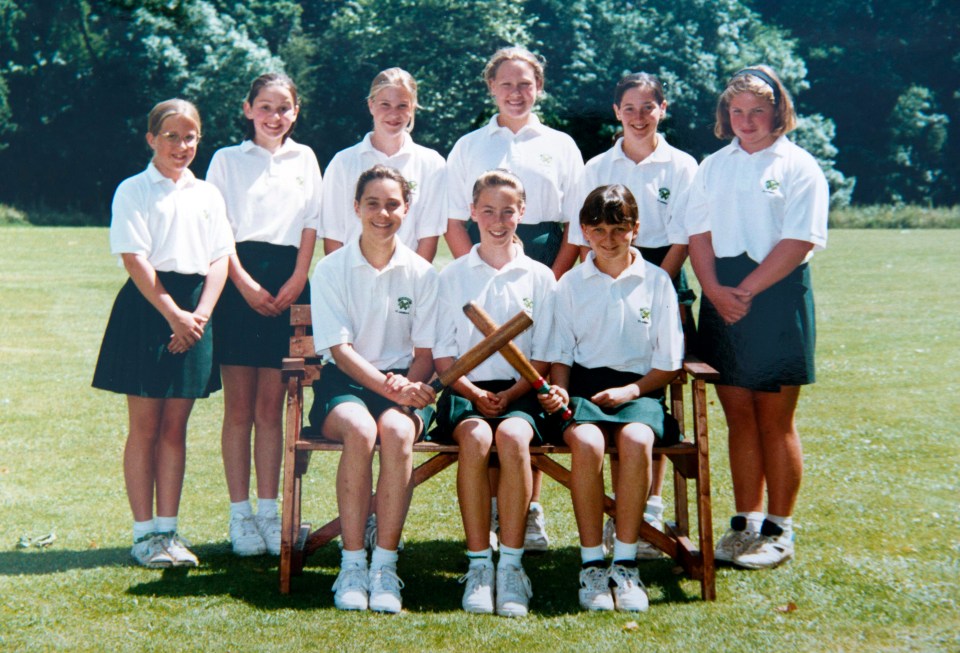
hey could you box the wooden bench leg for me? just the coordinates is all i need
[692,377,716,601]
[280,378,305,594]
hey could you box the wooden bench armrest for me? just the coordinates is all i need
[682,355,720,382]
[282,357,306,381]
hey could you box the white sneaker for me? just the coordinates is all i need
[161,532,199,567]
[714,527,757,564]
[230,514,266,557]
[255,513,281,556]
[131,534,174,568]
[578,565,614,611]
[489,502,499,552]
[368,566,404,613]
[609,563,649,612]
[736,531,795,569]
[495,565,532,617]
[523,504,549,553]
[459,564,495,614]
[332,565,369,610]
[602,517,616,557]
[636,517,665,560]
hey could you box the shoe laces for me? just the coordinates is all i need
[609,564,642,591]
[332,566,368,593]
[233,515,260,538]
[580,565,610,592]
[257,513,281,536]
[459,565,494,592]
[498,566,532,599]
[160,531,192,549]
[370,566,404,594]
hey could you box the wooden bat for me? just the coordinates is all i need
[429,309,534,392]
[463,301,573,421]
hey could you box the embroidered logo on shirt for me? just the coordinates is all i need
[296,176,304,187]
[658,187,671,204]
[539,153,553,165]
[522,297,533,312]
[200,209,210,221]
[638,308,651,324]
[408,179,418,192]
[763,179,781,193]
[396,296,413,314]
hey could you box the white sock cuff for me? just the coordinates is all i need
[580,544,605,565]
[230,500,253,517]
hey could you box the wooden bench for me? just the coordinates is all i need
[279,304,720,600]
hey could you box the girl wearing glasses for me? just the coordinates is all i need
[93,98,234,569]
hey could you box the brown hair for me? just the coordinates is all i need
[483,46,545,91]
[471,168,526,207]
[579,184,639,228]
[354,164,413,205]
[368,67,419,133]
[714,65,796,140]
[614,72,664,106]
[147,98,201,136]
[244,72,299,142]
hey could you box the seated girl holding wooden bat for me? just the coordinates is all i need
[538,184,684,613]
[431,169,558,617]
[308,164,438,613]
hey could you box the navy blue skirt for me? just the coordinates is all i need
[214,240,309,369]
[696,253,816,392]
[92,272,220,398]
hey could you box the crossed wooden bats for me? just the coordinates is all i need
[435,301,572,420]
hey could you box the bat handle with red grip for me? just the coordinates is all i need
[530,376,573,421]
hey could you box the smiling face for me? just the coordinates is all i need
[728,91,777,153]
[354,177,408,241]
[243,83,299,150]
[146,114,200,181]
[614,86,666,145]
[488,59,540,130]
[582,220,639,266]
[368,85,414,137]
[471,185,524,247]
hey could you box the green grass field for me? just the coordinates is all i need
[1,228,958,652]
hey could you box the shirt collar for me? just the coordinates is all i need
[613,136,673,165]
[147,163,196,187]
[359,132,413,158]
[240,138,298,157]
[346,237,412,272]
[582,248,646,281]
[729,134,790,157]
[466,243,527,273]
[485,113,545,137]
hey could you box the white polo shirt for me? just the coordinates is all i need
[554,250,683,375]
[110,164,235,274]
[684,136,829,262]
[435,244,558,382]
[205,139,321,247]
[565,137,698,248]
[446,114,584,224]
[310,238,438,370]
[318,133,446,248]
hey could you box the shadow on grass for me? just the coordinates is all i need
[3,538,702,614]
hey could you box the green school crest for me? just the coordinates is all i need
[764,179,781,193]
[658,187,671,204]
[539,153,553,165]
[523,297,533,312]
[638,307,651,324]
[408,179,418,192]
[396,296,413,314]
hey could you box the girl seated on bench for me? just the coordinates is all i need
[539,184,684,613]
[308,164,438,613]
[431,169,557,617]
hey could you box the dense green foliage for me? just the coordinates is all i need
[0,0,954,220]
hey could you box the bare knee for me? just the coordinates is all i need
[494,420,533,462]
[454,420,493,462]
[565,424,605,466]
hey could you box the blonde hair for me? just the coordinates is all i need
[471,168,526,207]
[714,65,796,140]
[483,46,545,91]
[147,98,201,136]
[368,67,419,133]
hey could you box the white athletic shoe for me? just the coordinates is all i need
[161,532,199,567]
[255,513,282,556]
[736,531,795,569]
[578,565,614,611]
[332,565,369,611]
[368,566,404,613]
[495,566,532,617]
[714,527,757,564]
[459,563,495,614]
[523,504,549,553]
[230,514,266,557]
[609,563,649,612]
[131,534,174,568]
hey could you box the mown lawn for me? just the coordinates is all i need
[0,228,957,652]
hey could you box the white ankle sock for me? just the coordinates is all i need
[580,544,605,565]
[613,537,638,562]
[155,516,177,534]
[133,519,155,543]
[230,500,253,518]
[257,498,278,518]
[498,544,524,569]
[371,545,399,571]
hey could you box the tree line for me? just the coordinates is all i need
[0,0,956,221]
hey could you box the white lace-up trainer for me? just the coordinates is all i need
[459,563,495,614]
[368,566,404,613]
[230,514,266,557]
[578,564,614,611]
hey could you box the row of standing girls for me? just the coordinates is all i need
[92,44,828,617]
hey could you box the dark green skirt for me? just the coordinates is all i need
[544,365,680,444]
[425,380,546,443]
[92,272,220,398]
[467,220,563,267]
[308,363,428,435]
[638,245,697,306]
[696,253,816,392]
[214,240,309,369]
